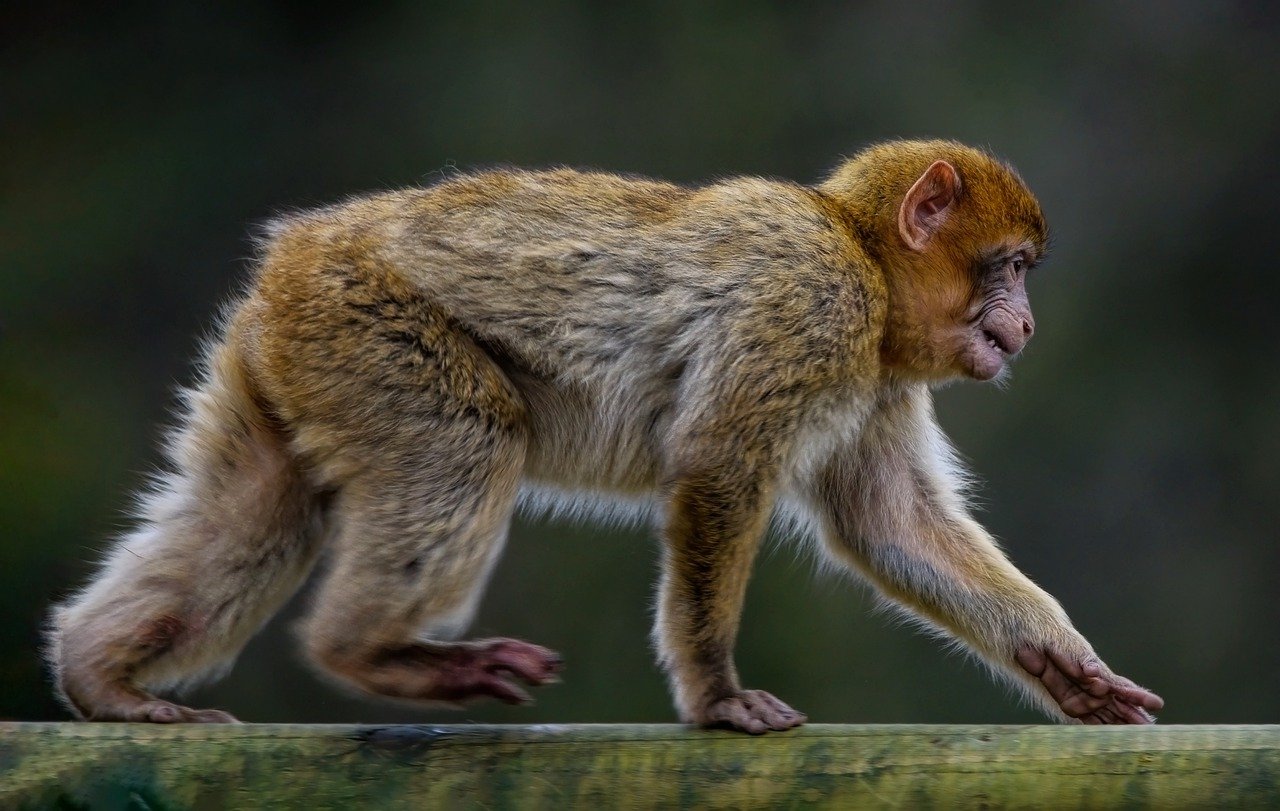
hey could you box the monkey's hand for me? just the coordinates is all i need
[1016,646,1164,724]
[696,689,807,735]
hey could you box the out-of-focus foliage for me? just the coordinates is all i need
[3,1,1278,724]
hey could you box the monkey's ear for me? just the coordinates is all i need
[899,160,961,251]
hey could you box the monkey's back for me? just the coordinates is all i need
[247,167,884,495]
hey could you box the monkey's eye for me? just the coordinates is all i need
[1010,257,1026,275]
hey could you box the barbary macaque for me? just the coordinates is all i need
[48,140,1163,732]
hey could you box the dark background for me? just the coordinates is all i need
[4,1,1278,725]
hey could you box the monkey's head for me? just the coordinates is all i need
[823,140,1049,382]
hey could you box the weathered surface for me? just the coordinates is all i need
[1,723,1277,809]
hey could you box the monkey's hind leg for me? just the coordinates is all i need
[47,338,325,722]
[272,267,562,706]
[300,407,563,707]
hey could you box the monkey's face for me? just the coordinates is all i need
[883,164,1045,382]
[954,245,1037,381]
[885,239,1039,383]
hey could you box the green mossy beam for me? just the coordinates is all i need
[2,723,1278,809]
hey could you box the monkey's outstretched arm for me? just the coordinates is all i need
[811,388,1163,724]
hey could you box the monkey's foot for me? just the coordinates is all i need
[406,638,564,705]
[698,689,807,735]
[68,682,240,723]
[1016,646,1164,724]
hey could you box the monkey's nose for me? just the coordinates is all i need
[1021,317,1034,338]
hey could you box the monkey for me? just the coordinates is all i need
[47,139,1164,732]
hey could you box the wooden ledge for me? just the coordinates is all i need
[3,723,1278,808]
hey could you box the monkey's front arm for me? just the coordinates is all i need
[809,388,1163,723]
[652,362,815,734]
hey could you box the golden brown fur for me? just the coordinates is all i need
[47,140,1161,731]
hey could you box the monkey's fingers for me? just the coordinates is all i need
[1050,651,1164,713]
[1019,646,1162,724]
[1104,675,1165,714]
[1078,694,1156,725]
[1108,698,1156,724]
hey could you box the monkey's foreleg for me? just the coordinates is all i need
[655,465,806,734]
[821,511,1162,723]
[811,404,1163,724]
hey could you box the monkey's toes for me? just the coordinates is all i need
[700,689,806,735]
[137,700,240,724]
[412,639,563,705]
[476,638,564,686]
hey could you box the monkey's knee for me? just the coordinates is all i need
[303,641,355,686]
[298,589,390,680]
[301,623,413,699]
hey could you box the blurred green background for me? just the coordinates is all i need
[4,2,1279,725]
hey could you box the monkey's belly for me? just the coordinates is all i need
[515,400,665,529]
[520,409,666,494]
[513,375,669,495]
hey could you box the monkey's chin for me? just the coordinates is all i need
[964,340,1007,381]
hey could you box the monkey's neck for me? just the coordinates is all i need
[816,187,897,268]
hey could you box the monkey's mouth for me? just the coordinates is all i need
[982,329,1010,354]
[966,329,1008,380]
